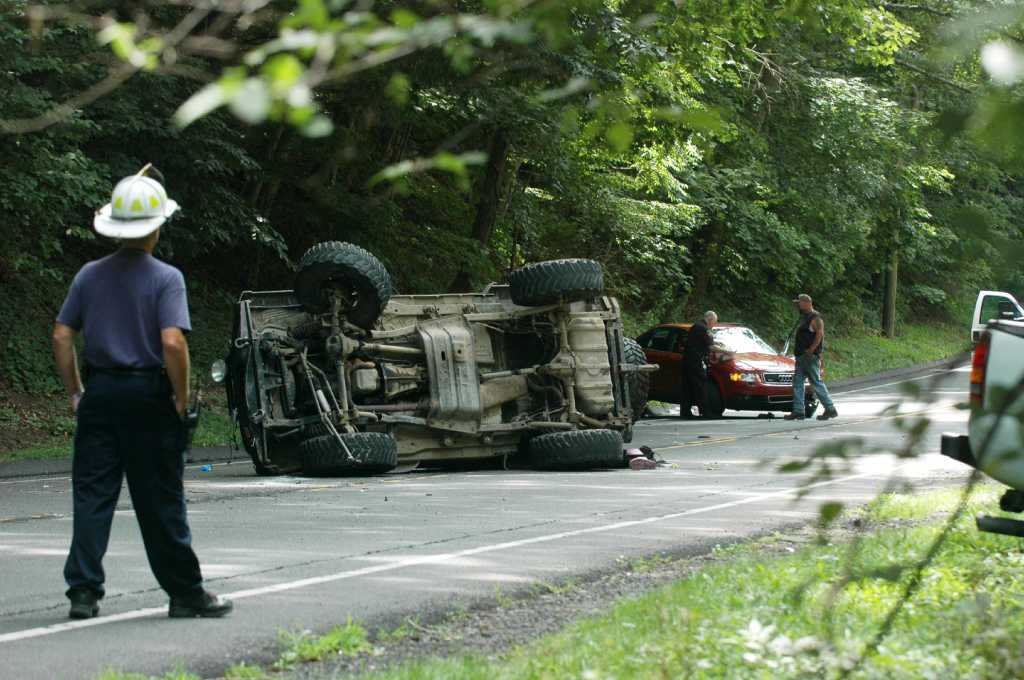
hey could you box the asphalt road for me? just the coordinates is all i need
[0,366,973,679]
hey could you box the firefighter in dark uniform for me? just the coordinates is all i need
[52,167,232,620]
[679,311,718,419]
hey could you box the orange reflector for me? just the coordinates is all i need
[970,333,990,404]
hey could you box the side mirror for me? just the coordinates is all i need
[210,359,227,384]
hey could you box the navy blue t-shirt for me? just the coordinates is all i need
[57,249,191,369]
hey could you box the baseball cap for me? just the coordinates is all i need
[792,293,812,303]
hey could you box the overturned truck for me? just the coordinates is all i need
[217,242,655,476]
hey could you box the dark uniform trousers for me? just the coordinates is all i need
[680,360,708,417]
[64,370,203,599]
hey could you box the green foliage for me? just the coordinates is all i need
[0,443,69,464]
[275,619,372,669]
[825,322,968,383]
[1,0,1022,402]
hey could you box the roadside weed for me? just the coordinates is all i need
[493,586,515,609]
[223,662,270,679]
[275,619,372,669]
[377,617,420,643]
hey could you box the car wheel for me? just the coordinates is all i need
[621,337,650,421]
[705,383,726,418]
[804,397,819,419]
[529,429,623,471]
[294,241,393,329]
[300,432,398,476]
[508,259,604,306]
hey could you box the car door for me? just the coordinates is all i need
[973,291,1024,344]
[642,327,682,401]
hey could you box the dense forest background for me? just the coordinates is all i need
[3,0,1024,396]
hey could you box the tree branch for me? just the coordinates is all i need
[882,3,953,18]
[895,56,973,94]
[0,65,136,134]
[0,3,216,134]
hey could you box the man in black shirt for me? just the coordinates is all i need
[680,311,717,419]
[785,294,838,421]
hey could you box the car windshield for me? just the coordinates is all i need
[712,327,777,355]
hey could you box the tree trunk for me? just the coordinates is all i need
[882,247,898,337]
[685,219,725,314]
[450,130,510,292]
[248,125,286,206]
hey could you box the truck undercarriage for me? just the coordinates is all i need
[220,242,654,476]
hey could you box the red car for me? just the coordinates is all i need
[637,323,819,418]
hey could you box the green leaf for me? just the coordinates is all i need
[819,501,844,527]
[302,115,334,138]
[779,460,811,473]
[390,8,420,29]
[228,78,272,124]
[385,73,411,106]
[606,121,634,154]
[263,54,305,92]
[173,83,228,128]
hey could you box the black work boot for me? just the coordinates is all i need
[783,413,805,421]
[817,407,839,421]
[67,588,101,620]
[168,590,233,618]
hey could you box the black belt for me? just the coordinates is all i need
[84,365,165,379]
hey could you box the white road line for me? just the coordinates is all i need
[0,465,901,645]
[834,370,957,395]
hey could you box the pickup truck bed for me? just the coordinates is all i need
[942,317,1024,534]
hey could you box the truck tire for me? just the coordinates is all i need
[529,428,623,471]
[300,432,398,476]
[302,422,336,439]
[294,241,393,329]
[705,383,725,418]
[508,259,604,306]
[622,337,650,422]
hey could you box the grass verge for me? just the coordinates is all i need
[332,483,1020,680]
[825,321,968,382]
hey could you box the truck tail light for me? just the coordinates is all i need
[970,332,990,404]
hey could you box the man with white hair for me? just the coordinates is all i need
[52,165,232,621]
[680,310,718,419]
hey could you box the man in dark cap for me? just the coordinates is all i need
[785,294,838,421]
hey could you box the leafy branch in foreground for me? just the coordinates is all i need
[775,356,1024,678]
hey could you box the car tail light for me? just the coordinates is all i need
[970,332,990,405]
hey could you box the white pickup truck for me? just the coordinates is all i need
[942,290,1024,535]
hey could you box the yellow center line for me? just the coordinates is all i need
[661,436,738,451]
